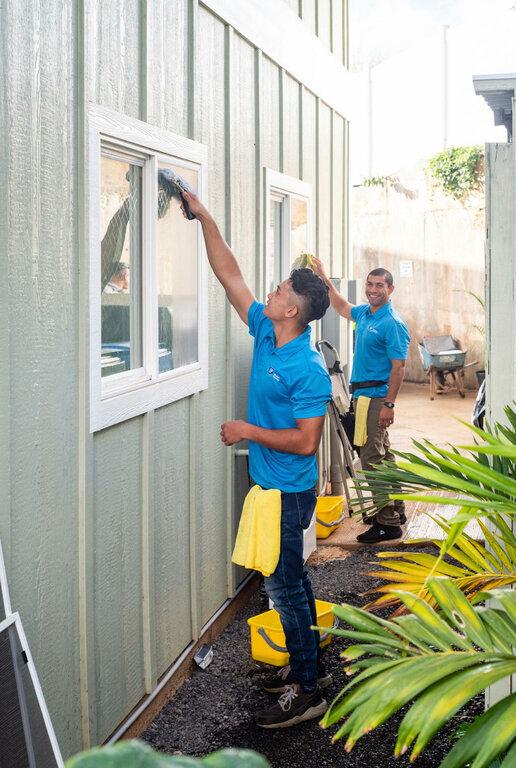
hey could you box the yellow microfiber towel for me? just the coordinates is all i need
[232,485,281,577]
[353,396,371,447]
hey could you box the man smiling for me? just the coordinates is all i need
[181,189,332,728]
[314,260,411,544]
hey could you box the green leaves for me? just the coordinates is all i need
[427,145,484,199]
[323,580,516,767]
[364,517,516,614]
[65,742,270,768]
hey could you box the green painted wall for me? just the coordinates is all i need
[0,0,350,757]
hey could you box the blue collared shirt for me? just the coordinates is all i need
[247,301,331,492]
[350,301,410,399]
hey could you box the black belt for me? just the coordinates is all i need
[350,380,388,393]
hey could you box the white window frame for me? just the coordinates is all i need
[89,104,208,432]
[263,169,313,299]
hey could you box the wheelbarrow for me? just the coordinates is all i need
[418,335,477,400]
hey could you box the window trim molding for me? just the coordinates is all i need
[89,104,208,433]
[263,168,313,298]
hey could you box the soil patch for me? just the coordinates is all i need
[143,547,482,767]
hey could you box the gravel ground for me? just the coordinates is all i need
[143,547,483,767]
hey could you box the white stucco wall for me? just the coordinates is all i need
[352,13,516,182]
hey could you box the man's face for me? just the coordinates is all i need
[264,279,299,322]
[365,273,393,308]
[121,269,130,291]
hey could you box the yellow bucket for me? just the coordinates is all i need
[247,599,337,666]
[315,496,345,539]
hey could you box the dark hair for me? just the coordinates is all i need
[112,261,130,278]
[367,267,393,287]
[289,268,330,326]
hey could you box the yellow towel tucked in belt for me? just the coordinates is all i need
[354,396,371,447]
[232,485,281,577]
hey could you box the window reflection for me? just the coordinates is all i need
[100,155,142,378]
[156,163,199,373]
[268,198,283,294]
[290,196,308,265]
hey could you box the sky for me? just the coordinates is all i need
[349,0,516,70]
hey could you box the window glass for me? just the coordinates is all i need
[100,154,143,378]
[290,196,308,266]
[156,163,199,372]
[268,197,283,294]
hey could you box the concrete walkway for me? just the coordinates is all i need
[310,381,481,563]
[389,381,477,453]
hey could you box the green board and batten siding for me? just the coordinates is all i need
[0,0,350,756]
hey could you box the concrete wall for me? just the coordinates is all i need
[352,163,485,389]
[352,13,516,182]
[0,0,350,757]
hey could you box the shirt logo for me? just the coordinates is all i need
[268,366,282,382]
[367,325,379,334]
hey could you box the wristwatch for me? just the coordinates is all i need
[383,401,395,409]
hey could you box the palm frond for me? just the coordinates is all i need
[320,580,516,768]
[363,517,516,614]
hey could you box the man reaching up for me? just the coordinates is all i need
[313,259,411,544]
[181,189,332,728]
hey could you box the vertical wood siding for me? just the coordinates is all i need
[1,0,350,755]
[2,0,81,758]
[283,75,301,179]
[91,0,142,118]
[147,0,189,135]
[153,401,193,675]
[93,419,146,739]
[331,112,344,275]
[318,101,332,264]
[260,56,281,173]
[195,7,230,625]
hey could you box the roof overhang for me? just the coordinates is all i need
[473,73,516,140]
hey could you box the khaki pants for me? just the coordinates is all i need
[359,397,404,526]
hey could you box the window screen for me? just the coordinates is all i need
[0,619,61,767]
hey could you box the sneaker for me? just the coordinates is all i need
[261,664,332,693]
[356,521,402,544]
[254,684,328,729]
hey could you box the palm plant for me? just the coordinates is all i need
[364,516,516,614]
[351,404,516,560]
[321,580,516,768]
[320,406,516,766]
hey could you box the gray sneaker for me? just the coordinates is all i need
[261,664,332,693]
[255,684,328,729]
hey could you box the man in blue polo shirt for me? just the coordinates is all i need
[181,190,332,729]
[314,260,411,543]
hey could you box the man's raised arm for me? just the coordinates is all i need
[182,190,255,324]
[312,257,355,321]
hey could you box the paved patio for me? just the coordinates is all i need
[311,381,481,562]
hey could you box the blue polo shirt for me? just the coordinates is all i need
[247,301,331,492]
[350,301,410,399]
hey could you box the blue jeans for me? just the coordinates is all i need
[264,490,319,692]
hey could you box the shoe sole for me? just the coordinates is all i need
[356,533,402,544]
[256,700,328,729]
[263,674,332,694]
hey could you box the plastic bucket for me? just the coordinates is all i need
[247,599,337,666]
[315,496,345,539]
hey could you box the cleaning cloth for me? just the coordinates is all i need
[353,396,371,447]
[232,485,281,577]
